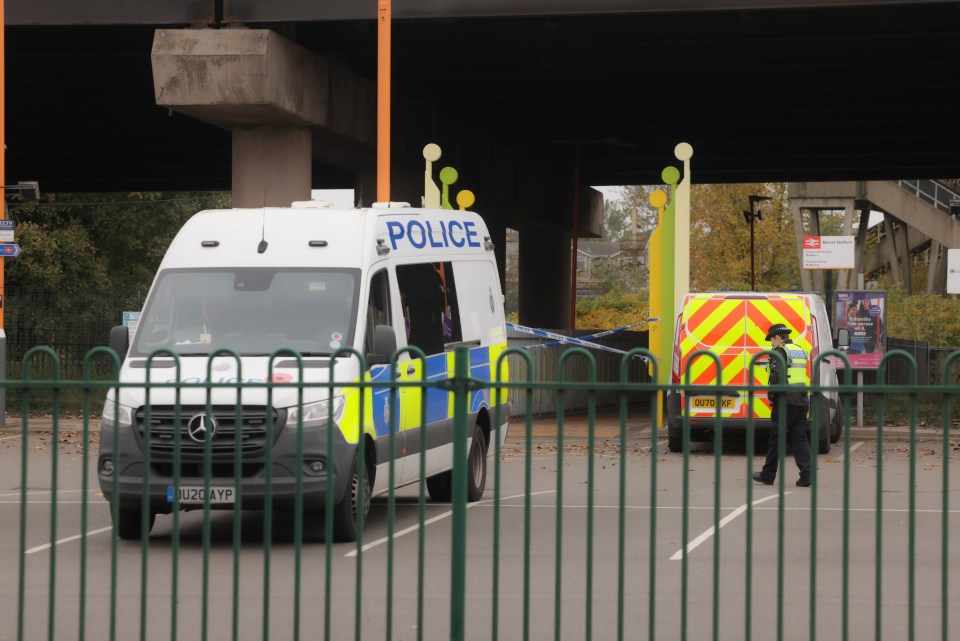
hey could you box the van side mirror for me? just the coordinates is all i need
[109,325,130,363]
[366,324,397,367]
[836,327,850,350]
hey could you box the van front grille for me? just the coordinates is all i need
[134,405,286,461]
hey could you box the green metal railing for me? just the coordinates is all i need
[8,346,958,640]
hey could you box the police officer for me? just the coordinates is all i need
[753,323,812,487]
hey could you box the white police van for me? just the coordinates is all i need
[99,201,510,541]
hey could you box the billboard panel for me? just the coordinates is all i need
[833,290,887,369]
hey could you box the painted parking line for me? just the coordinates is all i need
[670,493,787,561]
[833,440,864,461]
[346,490,556,558]
[25,526,114,555]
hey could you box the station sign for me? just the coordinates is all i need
[802,236,854,270]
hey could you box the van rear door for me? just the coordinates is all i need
[743,295,812,420]
[678,294,748,420]
[678,293,814,422]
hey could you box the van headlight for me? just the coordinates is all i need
[286,396,346,429]
[102,400,134,429]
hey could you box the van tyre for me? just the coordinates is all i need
[830,401,842,444]
[668,435,684,453]
[466,423,487,502]
[426,471,452,503]
[816,418,831,455]
[813,395,831,454]
[116,506,155,540]
[427,423,488,503]
[333,451,371,543]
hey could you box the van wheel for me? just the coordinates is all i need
[466,423,487,502]
[816,417,831,455]
[426,471,452,502]
[830,402,842,443]
[116,506,155,540]
[668,436,684,453]
[333,452,371,543]
[427,423,487,502]
[813,395,831,454]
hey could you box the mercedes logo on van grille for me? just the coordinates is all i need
[187,413,218,443]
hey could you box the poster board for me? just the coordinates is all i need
[833,290,886,369]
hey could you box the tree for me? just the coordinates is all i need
[687,183,800,292]
[600,185,659,241]
[595,182,804,297]
[4,191,229,371]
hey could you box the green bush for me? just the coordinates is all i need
[886,287,960,348]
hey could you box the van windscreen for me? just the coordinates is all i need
[131,267,360,357]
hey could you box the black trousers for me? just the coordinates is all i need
[760,402,811,483]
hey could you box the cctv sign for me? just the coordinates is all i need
[948,249,960,294]
[802,236,855,270]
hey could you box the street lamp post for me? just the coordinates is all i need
[743,195,771,291]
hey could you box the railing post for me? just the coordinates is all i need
[450,346,469,641]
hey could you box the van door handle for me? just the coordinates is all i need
[407,365,416,375]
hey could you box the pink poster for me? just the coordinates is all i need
[834,290,887,369]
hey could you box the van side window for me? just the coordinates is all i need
[363,268,392,355]
[396,262,462,354]
[451,261,502,343]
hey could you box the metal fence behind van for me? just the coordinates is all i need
[7,346,959,641]
[505,328,649,415]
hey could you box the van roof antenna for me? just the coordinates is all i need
[257,151,269,253]
[258,209,268,254]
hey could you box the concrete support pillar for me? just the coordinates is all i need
[883,213,902,287]
[810,209,824,294]
[518,227,571,329]
[836,199,856,290]
[926,242,942,293]
[791,201,813,292]
[854,206,870,287]
[232,126,312,207]
[153,28,376,205]
[898,224,912,293]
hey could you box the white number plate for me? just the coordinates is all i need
[166,485,235,504]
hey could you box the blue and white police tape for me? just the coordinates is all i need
[506,322,649,361]
[522,320,645,349]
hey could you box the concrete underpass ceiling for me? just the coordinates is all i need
[5,2,960,193]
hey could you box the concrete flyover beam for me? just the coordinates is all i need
[152,29,372,138]
[152,28,375,206]
[789,180,958,290]
[150,27,602,324]
[861,180,960,249]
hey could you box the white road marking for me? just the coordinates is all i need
[25,526,114,555]
[345,490,556,557]
[670,493,787,561]
[834,440,864,461]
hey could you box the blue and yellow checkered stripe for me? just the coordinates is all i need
[336,342,508,444]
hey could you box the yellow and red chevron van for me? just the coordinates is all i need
[666,292,841,454]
